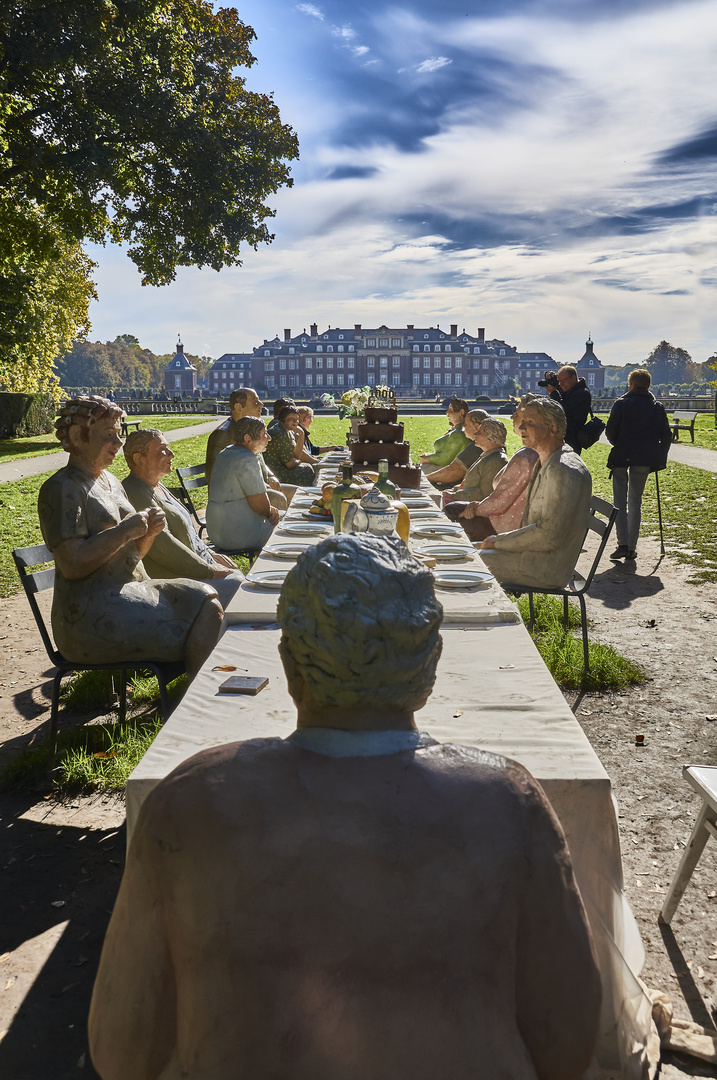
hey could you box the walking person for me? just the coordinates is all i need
[606,368,672,562]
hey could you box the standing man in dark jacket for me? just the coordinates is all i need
[606,368,672,562]
[545,366,592,455]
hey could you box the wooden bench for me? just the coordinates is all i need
[120,417,142,438]
[670,410,698,443]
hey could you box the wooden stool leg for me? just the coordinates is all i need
[660,801,715,924]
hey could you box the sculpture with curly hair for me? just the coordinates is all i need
[54,395,123,451]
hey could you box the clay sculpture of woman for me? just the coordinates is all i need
[263,405,318,486]
[37,396,222,679]
[206,416,280,552]
[419,397,471,473]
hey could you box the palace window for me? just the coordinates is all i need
[280,359,286,370]
[392,373,400,385]
[424,345,430,352]
[434,345,441,352]
[316,345,323,352]
[337,374,345,386]
[306,374,312,386]
[380,357,388,368]
[392,339,401,347]
[316,358,323,368]
[444,344,451,352]
[413,344,419,351]
[423,358,430,368]
[264,361,274,371]
[337,358,344,368]
[348,373,354,385]
[413,357,420,369]
[337,345,344,352]
[368,357,375,367]
[455,357,462,368]
[280,375,286,387]
[379,339,388,347]
[326,374,333,385]
[305,358,312,369]
[348,357,354,368]
[482,358,489,370]
[423,373,431,384]
[348,344,355,352]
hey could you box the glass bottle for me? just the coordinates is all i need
[331,464,361,532]
[375,459,397,500]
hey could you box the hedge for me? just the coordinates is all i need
[0,392,55,439]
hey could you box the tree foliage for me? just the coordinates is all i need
[55,338,214,390]
[0,195,96,395]
[0,1,299,285]
[643,341,693,384]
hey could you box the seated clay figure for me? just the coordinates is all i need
[206,417,281,552]
[419,396,471,473]
[122,428,244,608]
[423,408,487,489]
[205,388,294,510]
[443,417,508,524]
[480,398,592,589]
[37,396,222,679]
[451,396,540,542]
[89,534,601,1080]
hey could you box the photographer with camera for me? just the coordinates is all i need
[538,366,591,455]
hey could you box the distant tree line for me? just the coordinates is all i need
[54,336,214,391]
[602,341,717,389]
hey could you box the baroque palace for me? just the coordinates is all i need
[201,324,604,398]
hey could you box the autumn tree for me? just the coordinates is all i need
[0,1,298,391]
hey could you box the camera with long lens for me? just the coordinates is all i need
[537,370,559,389]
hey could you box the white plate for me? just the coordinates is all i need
[246,569,291,590]
[262,543,314,561]
[410,523,466,539]
[401,498,435,508]
[277,521,333,537]
[408,508,443,519]
[432,569,494,590]
[297,487,323,496]
[398,488,424,497]
[415,543,474,562]
[302,511,333,522]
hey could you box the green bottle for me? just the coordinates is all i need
[331,464,361,533]
[375,459,397,500]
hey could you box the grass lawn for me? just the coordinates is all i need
[0,415,215,463]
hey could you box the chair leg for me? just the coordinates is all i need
[528,592,535,629]
[661,802,715,923]
[48,671,63,777]
[579,594,589,674]
[157,673,172,722]
[563,595,570,628]
[119,669,127,724]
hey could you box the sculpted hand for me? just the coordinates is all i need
[460,503,478,519]
[419,454,429,464]
[122,511,152,541]
[268,506,281,526]
[212,567,233,578]
[480,535,497,550]
[268,478,281,491]
[146,508,166,537]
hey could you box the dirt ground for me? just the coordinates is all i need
[1,537,717,1078]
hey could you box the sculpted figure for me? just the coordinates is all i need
[122,429,244,608]
[296,406,342,455]
[263,405,317,486]
[419,396,471,473]
[206,417,280,552]
[205,389,292,511]
[443,417,508,515]
[89,534,601,1080]
[423,408,487,489]
[37,397,222,678]
[452,396,540,542]
[480,398,592,590]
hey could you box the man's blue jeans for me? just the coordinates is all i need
[611,466,651,551]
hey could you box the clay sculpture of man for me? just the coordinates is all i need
[205,388,292,509]
[89,534,601,1080]
[480,398,592,590]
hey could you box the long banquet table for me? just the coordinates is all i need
[126,458,656,1078]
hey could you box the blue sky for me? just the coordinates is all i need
[88,0,717,367]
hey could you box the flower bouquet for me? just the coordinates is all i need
[321,385,373,419]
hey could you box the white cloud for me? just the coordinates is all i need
[415,56,452,74]
[332,25,356,41]
[296,3,323,20]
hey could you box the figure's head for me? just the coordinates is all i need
[628,368,651,391]
[297,406,313,428]
[557,366,578,393]
[123,428,174,482]
[278,535,443,725]
[475,418,507,451]
[464,409,488,439]
[233,416,270,454]
[513,393,541,433]
[273,396,295,418]
[519,398,566,451]
[55,395,124,463]
[446,398,469,427]
[278,405,300,432]
[230,388,263,421]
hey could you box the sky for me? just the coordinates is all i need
[87,0,717,367]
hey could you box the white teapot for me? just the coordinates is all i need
[342,486,399,538]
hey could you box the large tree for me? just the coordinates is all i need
[0,194,96,394]
[643,341,693,384]
[0,1,299,286]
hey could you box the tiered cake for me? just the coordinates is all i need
[350,404,422,489]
